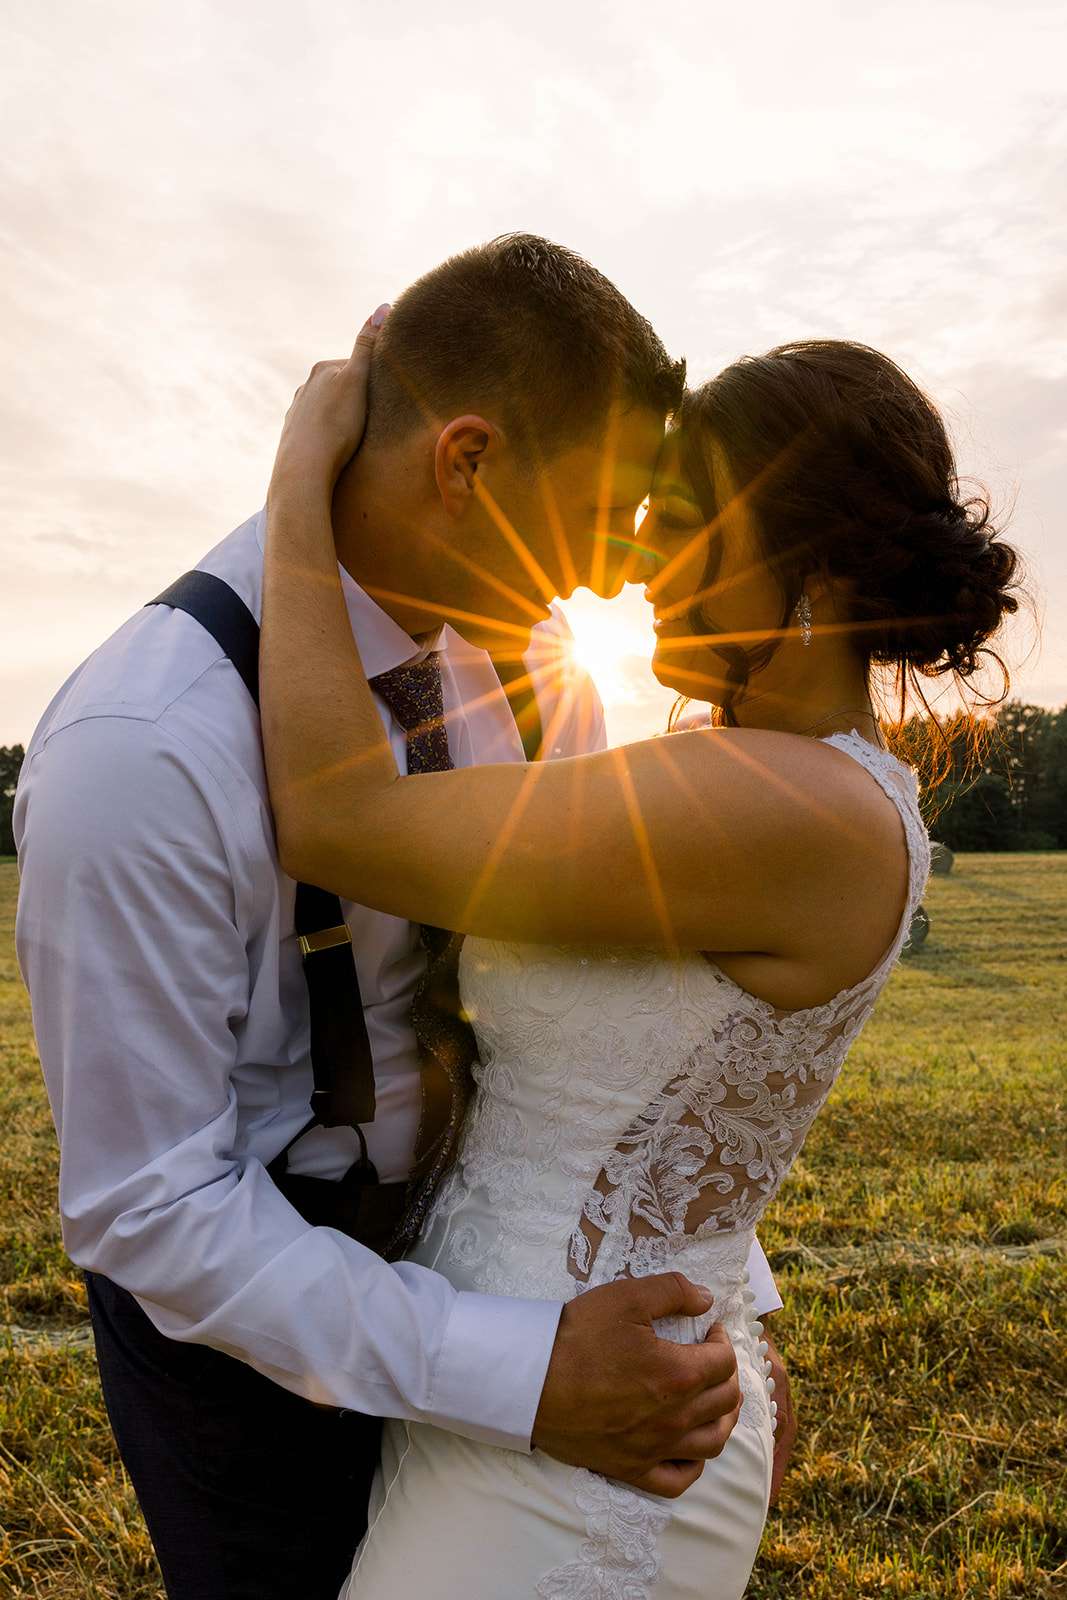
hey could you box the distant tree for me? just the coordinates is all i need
[936,770,1017,851]
[1023,707,1067,848]
[899,702,1066,851]
[1,745,25,855]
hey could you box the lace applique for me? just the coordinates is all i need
[535,1471,672,1600]
[568,980,878,1283]
[568,731,930,1296]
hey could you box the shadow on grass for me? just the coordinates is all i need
[902,942,1027,989]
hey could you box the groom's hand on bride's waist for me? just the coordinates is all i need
[531,1273,742,1498]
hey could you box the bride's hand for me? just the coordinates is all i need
[269,303,391,496]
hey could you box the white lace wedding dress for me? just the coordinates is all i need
[341,734,930,1599]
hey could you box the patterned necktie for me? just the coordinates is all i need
[370,658,453,779]
[369,656,478,1252]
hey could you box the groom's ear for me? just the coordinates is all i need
[433,415,502,518]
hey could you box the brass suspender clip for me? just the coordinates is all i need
[298,924,352,958]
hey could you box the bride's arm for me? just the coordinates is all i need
[260,343,893,954]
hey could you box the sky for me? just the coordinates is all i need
[3,0,1065,748]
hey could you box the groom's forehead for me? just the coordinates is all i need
[546,406,666,499]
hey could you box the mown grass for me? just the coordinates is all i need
[1,855,1065,1598]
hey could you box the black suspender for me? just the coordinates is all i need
[152,570,262,707]
[148,572,376,1142]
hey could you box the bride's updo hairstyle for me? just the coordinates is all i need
[673,339,1021,763]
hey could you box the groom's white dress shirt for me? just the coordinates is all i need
[14,509,780,1455]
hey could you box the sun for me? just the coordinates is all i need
[560,587,654,708]
[568,610,628,684]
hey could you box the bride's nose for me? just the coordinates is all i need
[632,543,663,588]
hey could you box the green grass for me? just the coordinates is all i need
[1,856,1065,1598]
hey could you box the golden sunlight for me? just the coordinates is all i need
[558,498,661,709]
[562,586,656,708]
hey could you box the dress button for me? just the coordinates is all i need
[766,1377,776,1395]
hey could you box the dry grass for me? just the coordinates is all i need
[1,855,1064,1598]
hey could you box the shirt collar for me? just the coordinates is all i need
[253,506,444,679]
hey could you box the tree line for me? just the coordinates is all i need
[894,701,1067,851]
[2,702,1065,857]
[2,745,24,856]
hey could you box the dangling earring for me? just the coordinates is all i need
[795,593,813,647]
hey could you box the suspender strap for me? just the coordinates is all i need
[152,571,263,707]
[147,571,376,1131]
[295,882,375,1125]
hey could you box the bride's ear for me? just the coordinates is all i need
[434,415,501,518]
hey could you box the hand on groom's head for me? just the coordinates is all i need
[269,306,391,496]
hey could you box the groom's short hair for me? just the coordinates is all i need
[365,234,685,459]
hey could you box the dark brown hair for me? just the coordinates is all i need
[673,339,1021,765]
[365,233,685,458]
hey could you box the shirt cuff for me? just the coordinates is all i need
[745,1237,783,1317]
[429,1291,563,1452]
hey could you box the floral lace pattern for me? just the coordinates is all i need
[534,1471,673,1599]
[410,733,929,1600]
[568,953,899,1284]
[569,732,930,1290]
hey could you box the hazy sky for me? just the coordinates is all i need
[3,0,1065,747]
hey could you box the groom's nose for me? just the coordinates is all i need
[593,535,656,599]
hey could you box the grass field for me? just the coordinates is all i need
[1,855,1064,1598]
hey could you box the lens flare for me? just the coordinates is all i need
[562,587,653,706]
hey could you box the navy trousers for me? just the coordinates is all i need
[84,1272,382,1600]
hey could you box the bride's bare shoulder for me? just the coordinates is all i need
[654,725,910,883]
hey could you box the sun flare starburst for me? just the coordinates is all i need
[561,587,655,708]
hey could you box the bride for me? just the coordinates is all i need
[259,323,1018,1599]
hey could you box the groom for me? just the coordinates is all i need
[14,234,791,1600]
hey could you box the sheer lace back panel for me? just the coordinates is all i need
[567,732,931,1288]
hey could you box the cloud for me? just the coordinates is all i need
[2,0,1065,741]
